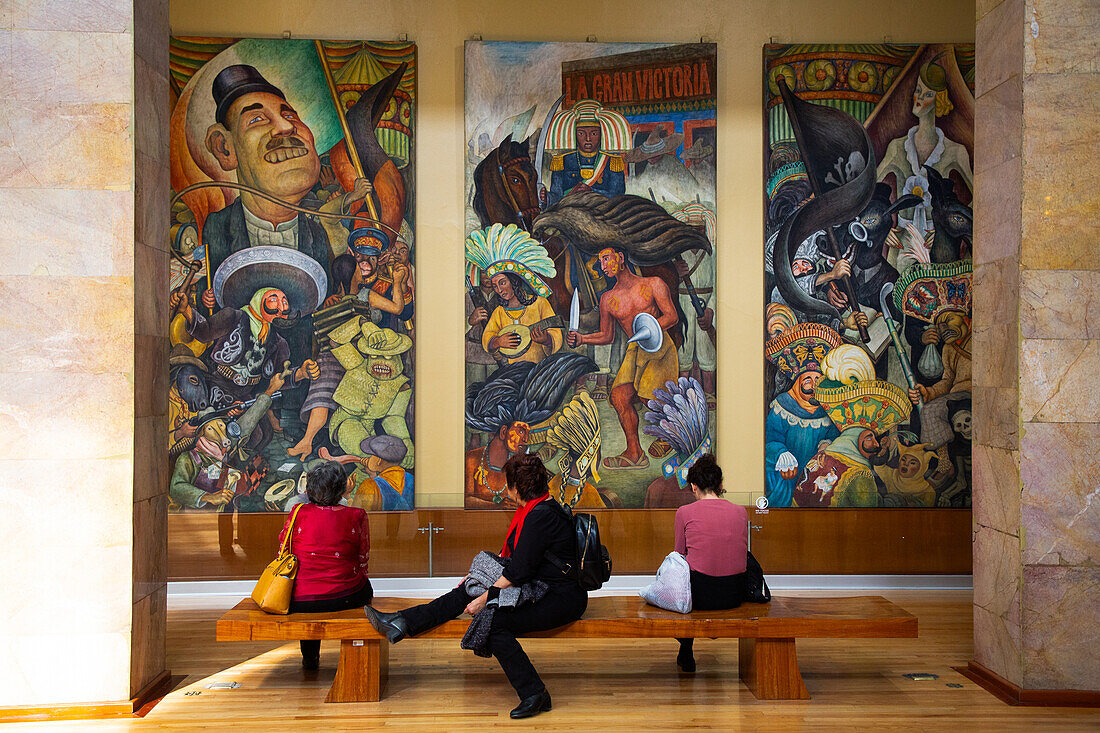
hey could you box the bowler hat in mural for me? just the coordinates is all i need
[212,64,286,126]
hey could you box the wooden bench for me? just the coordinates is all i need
[217,595,916,703]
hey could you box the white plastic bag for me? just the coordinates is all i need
[639,551,692,614]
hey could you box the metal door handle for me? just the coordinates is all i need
[416,523,445,576]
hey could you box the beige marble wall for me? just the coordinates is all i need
[1017,0,1100,692]
[973,0,1100,693]
[131,0,170,700]
[973,0,1025,688]
[0,0,168,707]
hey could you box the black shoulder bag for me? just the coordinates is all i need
[744,551,772,604]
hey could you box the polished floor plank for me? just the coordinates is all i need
[6,591,1100,731]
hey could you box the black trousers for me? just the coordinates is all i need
[690,569,747,611]
[402,584,587,699]
[289,580,374,660]
[679,571,747,653]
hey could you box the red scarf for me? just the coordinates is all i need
[500,494,550,558]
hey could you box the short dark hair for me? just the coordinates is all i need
[503,453,550,502]
[686,454,724,496]
[306,461,348,507]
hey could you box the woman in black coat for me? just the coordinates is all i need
[365,454,586,719]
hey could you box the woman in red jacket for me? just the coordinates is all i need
[278,461,372,669]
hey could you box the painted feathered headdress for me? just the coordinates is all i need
[643,377,712,488]
[465,223,556,298]
[547,391,602,488]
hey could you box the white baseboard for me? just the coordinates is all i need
[168,574,972,604]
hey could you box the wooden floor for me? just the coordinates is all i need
[8,591,1100,731]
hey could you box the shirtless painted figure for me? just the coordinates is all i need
[567,248,679,469]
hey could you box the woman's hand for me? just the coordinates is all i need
[464,591,489,616]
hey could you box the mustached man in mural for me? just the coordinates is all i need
[170,38,416,514]
[202,65,329,284]
[764,43,974,509]
[763,318,842,508]
[794,345,912,507]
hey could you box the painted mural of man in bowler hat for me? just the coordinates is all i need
[201,65,331,285]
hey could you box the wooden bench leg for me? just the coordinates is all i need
[325,639,388,703]
[738,637,810,700]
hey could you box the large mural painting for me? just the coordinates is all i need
[763,44,974,508]
[464,42,718,509]
[169,38,416,512]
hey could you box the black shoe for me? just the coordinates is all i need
[301,652,319,671]
[676,648,696,673]
[510,689,552,719]
[363,606,408,643]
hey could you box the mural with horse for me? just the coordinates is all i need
[762,43,975,510]
[464,41,718,510]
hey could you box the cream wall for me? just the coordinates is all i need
[169,0,976,508]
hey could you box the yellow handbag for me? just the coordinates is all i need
[251,504,304,614]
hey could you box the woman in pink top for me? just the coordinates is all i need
[276,462,372,670]
[672,454,748,672]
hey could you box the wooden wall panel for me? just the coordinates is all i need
[168,511,431,580]
[749,508,972,574]
[170,508,971,581]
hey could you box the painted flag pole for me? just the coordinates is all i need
[880,282,921,415]
[315,40,381,222]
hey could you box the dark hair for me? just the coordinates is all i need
[499,271,536,305]
[686,454,724,496]
[306,461,348,507]
[503,453,550,502]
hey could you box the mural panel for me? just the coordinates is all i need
[763,43,974,508]
[464,42,718,509]
[168,38,417,512]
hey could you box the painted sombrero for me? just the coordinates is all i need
[815,379,912,434]
[813,344,911,433]
[892,260,972,323]
[212,245,328,314]
[764,321,843,378]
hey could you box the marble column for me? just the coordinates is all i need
[131,0,171,702]
[972,0,1100,695]
[0,0,168,708]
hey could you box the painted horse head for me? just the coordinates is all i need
[925,167,973,263]
[850,182,922,269]
[171,363,209,413]
[472,134,540,231]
